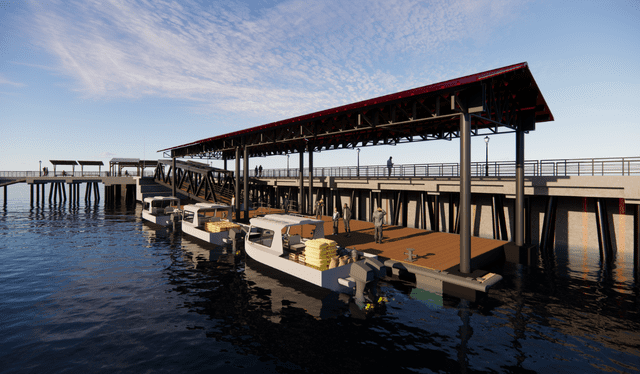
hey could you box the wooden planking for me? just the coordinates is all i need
[320,216,507,271]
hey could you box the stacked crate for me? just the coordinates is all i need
[303,239,337,271]
[204,221,241,233]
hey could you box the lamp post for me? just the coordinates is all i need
[484,136,490,176]
[287,154,290,177]
[39,161,42,177]
[356,148,360,177]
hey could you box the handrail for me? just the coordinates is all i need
[3,157,640,179]
[0,171,156,178]
[253,156,640,178]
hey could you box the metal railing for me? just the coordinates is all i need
[3,157,639,180]
[0,171,156,178]
[252,156,640,179]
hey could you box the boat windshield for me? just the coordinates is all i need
[151,199,178,208]
[284,224,321,240]
[248,228,275,248]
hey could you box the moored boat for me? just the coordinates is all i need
[181,202,243,246]
[141,196,181,226]
[244,214,379,294]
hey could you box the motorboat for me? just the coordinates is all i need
[141,196,181,226]
[181,202,243,246]
[244,214,379,294]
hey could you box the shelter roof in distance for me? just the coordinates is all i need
[77,161,104,166]
[161,62,553,160]
[50,160,78,165]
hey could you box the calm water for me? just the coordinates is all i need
[1,186,639,373]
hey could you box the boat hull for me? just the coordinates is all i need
[244,243,356,294]
[182,224,230,246]
[142,211,172,226]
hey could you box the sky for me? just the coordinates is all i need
[1,0,639,172]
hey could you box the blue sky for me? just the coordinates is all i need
[1,0,639,172]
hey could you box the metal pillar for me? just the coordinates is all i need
[30,184,34,206]
[515,129,525,246]
[233,147,240,218]
[243,146,249,220]
[634,204,640,277]
[172,157,177,198]
[308,145,313,214]
[299,150,304,214]
[595,198,613,264]
[459,113,471,274]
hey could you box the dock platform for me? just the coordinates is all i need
[271,212,506,300]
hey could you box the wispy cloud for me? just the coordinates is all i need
[99,152,116,158]
[29,0,525,119]
[0,74,25,87]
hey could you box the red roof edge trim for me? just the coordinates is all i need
[159,62,530,153]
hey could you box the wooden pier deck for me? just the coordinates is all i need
[252,210,508,273]
[321,218,507,272]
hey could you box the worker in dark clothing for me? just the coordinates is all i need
[332,207,340,235]
[372,207,386,243]
[314,199,324,219]
[283,194,290,214]
[343,203,352,237]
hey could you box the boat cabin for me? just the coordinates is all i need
[182,202,233,229]
[143,196,181,216]
[246,214,325,256]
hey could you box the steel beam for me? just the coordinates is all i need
[172,158,177,198]
[235,147,240,219]
[299,149,304,214]
[308,144,313,214]
[634,204,640,278]
[515,129,525,246]
[244,146,249,221]
[460,113,471,273]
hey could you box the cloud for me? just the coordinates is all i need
[0,74,25,87]
[28,0,525,119]
[99,152,116,158]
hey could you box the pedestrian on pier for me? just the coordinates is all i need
[332,207,340,235]
[314,199,324,219]
[283,194,290,214]
[255,165,258,177]
[343,203,351,237]
[387,156,393,177]
[259,165,263,177]
[372,207,386,243]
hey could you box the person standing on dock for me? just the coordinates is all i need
[332,207,340,235]
[255,165,258,177]
[373,207,386,244]
[314,199,324,219]
[259,165,263,177]
[387,157,393,177]
[343,203,351,237]
[283,194,289,214]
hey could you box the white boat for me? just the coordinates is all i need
[181,202,240,246]
[244,214,379,294]
[141,196,181,226]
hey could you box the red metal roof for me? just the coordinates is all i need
[159,62,552,153]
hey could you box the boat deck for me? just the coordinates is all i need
[320,216,507,272]
[192,207,507,272]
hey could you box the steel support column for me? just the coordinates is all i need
[235,147,241,219]
[299,150,304,214]
[515,129,525,246]
[459,112,471,274]
[243,146,249,221]
[308,145,313,214]
[172,157,177,198]
[634,204,640,277]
